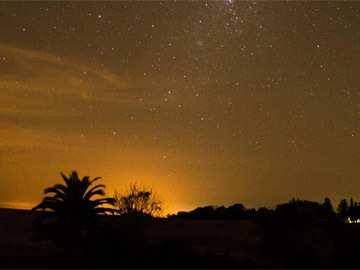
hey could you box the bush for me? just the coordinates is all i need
[114,184,163,217]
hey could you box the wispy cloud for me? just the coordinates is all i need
[0,43,125,87]
[0,43,147,133]
[0,43,130,108]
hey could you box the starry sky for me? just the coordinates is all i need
[0,1,359,214]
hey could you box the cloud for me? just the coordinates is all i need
[0,43,148,135]
[0,43,125,87]
[0,43,131,109]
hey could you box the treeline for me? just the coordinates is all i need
[338,198,360,223]
[169,204,259,219]
[169,197,340,222]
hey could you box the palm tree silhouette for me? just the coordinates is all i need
[32,171,116,244]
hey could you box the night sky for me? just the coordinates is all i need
[0,1,359,214]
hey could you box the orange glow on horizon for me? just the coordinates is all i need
[1,1,359,213]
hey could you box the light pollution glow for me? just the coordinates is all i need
[0,1,359,215]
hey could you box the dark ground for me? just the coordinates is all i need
[0,208,359,268]
[0,208,267,268]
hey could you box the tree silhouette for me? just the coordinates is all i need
[114,184,163,217]
[354,201,360,222]
[349,198,357,222]
[32,171,116,244]
[337,199,349,222]
[323,197,333,212]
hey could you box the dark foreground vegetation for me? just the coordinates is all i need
[1,171,360,268]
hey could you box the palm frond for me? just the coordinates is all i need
[71,171,79,181]
[90,176,102,184]
[84,184,106,200]
[91,198,116,207]
[60,172,71,187]
[44,186,66,198]
[33,200,60,211]
[80,176,91,192]
[84,189,105,200]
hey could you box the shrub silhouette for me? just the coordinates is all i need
[32,171,115,245]
[114,184,163,217]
